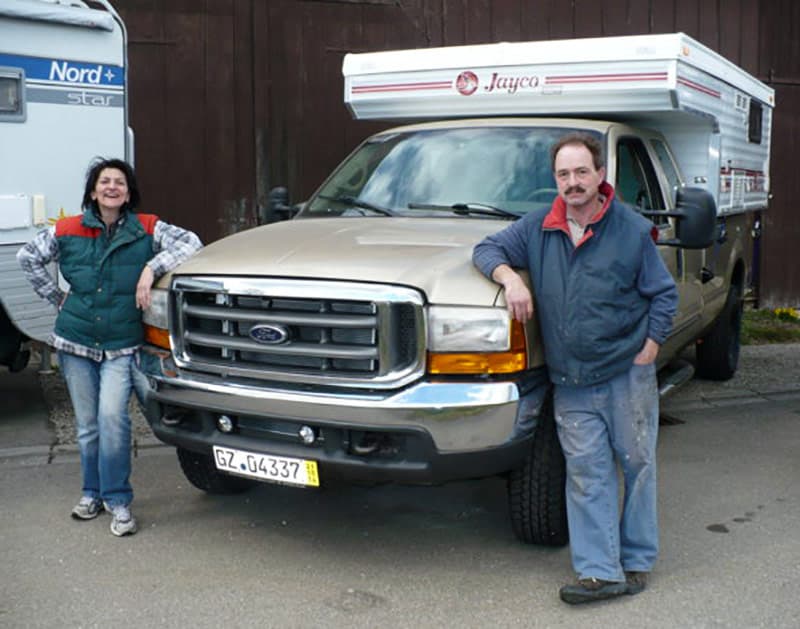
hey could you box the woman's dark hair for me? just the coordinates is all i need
[81,157,141,212]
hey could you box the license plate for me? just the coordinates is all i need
[212,446,319,487]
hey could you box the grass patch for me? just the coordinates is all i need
[741,307,800,345]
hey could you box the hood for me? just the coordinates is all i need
[166,217,507,306]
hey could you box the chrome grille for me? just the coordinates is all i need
[170,277,426,389]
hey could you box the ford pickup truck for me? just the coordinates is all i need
[139,33,773,545]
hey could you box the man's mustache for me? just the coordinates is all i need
[565,185,586,195]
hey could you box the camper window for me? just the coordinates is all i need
[0,68,24,122]
[748,100,763,144]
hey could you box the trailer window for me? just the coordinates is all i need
[0,68,25,122]
[748,100,763,144]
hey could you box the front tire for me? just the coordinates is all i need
[508,397,569,546]
[177,447,255,494]
[696,283,742,381]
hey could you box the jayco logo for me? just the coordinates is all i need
[49,61,114,84]
[484,72,540,94]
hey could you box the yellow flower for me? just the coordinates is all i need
[774,307,799,321]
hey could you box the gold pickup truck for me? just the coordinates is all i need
[139,117,755,546]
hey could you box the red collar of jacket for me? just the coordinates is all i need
[542,181,616,238]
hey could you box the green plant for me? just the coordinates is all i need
[741,307,800,345]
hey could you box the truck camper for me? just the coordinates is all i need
[0,0,130,371]
[140,33,773,544]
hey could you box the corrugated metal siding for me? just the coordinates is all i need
[0,245,55,342]
[113,0,798,304]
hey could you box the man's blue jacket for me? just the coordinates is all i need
[473,182,678,387]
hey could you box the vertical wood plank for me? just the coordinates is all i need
[573,0,603,38]
[718,0,741,65]
[673,0,699,37]
[464,0,492,43]
[492,0,522,41]
[547,0,574,39]
[697,0,720,50]
[738,0,760,76]
[650,0,676,33]
[520,0,553,41]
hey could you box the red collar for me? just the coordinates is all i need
[542,181,615,234]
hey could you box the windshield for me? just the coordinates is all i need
[300,126,599,219]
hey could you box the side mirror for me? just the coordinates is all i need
[641,187,717,249]
[267,186,299,222]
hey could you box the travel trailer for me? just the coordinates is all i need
[0,0,130,371]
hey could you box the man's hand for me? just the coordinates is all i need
[136,265,155,310]
[492,264,534,323]
[634,338,660,365]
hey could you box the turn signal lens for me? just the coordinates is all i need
[144,324,171,350]
[427,319,527,375]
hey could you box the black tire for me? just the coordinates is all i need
[508,397,569,546]
[176,447,255,494]
[696,283,743,381]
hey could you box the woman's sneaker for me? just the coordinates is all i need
[71,496,104,520]
[105,503,138,537]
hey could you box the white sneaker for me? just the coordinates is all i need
[71,496,104,520]
[105,502,138,537]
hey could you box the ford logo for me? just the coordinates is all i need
[248,323,290,345]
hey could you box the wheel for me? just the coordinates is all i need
[696,283,742,381]
[176,447,255,494]
[508,396,569,546]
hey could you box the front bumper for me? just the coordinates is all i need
[142,358,550,485]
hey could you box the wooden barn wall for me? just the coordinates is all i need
[114,0,798,305]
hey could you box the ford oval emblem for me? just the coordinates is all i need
[248,323,290,345]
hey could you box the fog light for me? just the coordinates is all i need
[217,415,234,433]
[298,425,316,445]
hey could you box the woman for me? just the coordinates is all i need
[18,158,202,537]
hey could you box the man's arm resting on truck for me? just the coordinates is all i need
[634,229,679,365]
[473,214,536,323]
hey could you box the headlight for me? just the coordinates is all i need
[427,306,527,375]
[142,288,170,350]
[428,306,510,352]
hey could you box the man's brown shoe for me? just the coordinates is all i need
[625,571,648,595]
[559,577,627,605]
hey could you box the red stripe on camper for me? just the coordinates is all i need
[351,81,452,94]
[545,72,668,84]
[677,76,721,98]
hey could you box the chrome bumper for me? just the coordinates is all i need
[146,368,547,453]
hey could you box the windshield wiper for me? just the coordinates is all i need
[407,202,519,220]
[319,194,397,216]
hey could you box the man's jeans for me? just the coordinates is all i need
[58,351,134,507]
[554,362,659,582]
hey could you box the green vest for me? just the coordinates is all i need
[54,210,158,351]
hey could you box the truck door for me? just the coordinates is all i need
[612,134,703,351]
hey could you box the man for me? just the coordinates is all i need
[473,132,678,604]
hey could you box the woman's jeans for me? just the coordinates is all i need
[58,351,134,508]
[554,362,659,582]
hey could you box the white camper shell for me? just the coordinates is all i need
[0,0,129,360]
[343,33,774,216]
